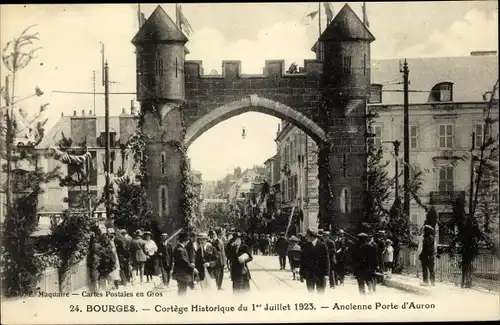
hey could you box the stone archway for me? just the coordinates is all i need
[184,94,328,148]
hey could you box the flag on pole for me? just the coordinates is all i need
[304,10,319,21]
[362,2,370,28]
[137,4,146,29]
[323,2,334,24]
[176,4,194,36]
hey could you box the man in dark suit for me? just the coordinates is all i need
[275,232,288,270]
[209,228,226,290]
[300,228,330,294]
[185,232,198,289]
[172,232,198,296]
[158,233,173,288]
[354,233,379,294]
[320,230,337,288]
[419,225,436,286]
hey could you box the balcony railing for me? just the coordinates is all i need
[429,191,466,205]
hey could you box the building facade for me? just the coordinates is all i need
[275,122,320,232]
[276,52,499,242]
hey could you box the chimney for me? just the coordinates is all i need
[73,110,77,116]
[130,99,138,114]
[89,110,92,116]
[82,110,85,116]
[61,112,64,117]
[122,107,126,114]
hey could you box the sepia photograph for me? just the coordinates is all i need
[0,1,499,324]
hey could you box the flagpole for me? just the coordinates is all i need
[318,2,322,37]
[175,3,180,27]
[138,4,142,28]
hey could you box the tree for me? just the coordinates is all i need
[1,26,60,296]
[449,80,499,288]
[113,170,154,233]
[361,110,394,231]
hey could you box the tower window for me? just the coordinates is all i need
[175,58,178,78]
[161,152,166,175]
[343,56,351,74]
[369,84,383,103]
[155,58,164,76]
[363,54,366,76]
[159,186,169,216]
[340,187,351,213]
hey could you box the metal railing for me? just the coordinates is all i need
[399,248,500,292]
[429,191,466,205]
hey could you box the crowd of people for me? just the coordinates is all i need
[103,223,436,296]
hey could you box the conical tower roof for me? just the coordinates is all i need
[319,4,375,42]
[132,5,188,45]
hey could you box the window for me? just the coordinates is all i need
[439,124,454,149]
[439,83,453,102]
[411,214,419,225]
[373,125,383,148]
[343,56,352,74]
[340,187,351,213]
[155,58,164,76]
[161,153,166,175]
[369,84,382,104]
[474,123,490,148]
[159,186,168,216]
[410,125,419,149]
[363,54,366,76]
[110,151,115,174]
[438,166,454,192]
[109,132,116,147]
[291,138,297,163]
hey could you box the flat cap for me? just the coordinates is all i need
[357,232,368,237]
[307,227,319,237]
[289,235,299,242]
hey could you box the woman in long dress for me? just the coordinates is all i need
[143,231,158,283]
[107,228,121,289]
[227,232,253,293]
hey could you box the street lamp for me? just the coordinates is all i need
[383,140,401,199]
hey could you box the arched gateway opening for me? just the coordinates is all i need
[132,4,375,235]
[184,96,328,148]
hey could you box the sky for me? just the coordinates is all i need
[1,2,498,181]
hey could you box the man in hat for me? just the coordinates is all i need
[158,233,174,288]
[275,232,289,270]
[172,232,198,296]
[334,229,347,285]
[419,225,436,286]
[354,232,378,294]
[321,230,337,288]
[300,228,330,293]
[186,232,198,289]
[209,228,226,290]
[375,230,387,274]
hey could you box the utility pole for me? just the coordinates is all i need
[104,61,111,220]
[4,75,12,221]
[401,59,410,219]
[469,132,475,216]
[384,140,401,199]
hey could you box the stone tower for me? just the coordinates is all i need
[318,4,375,229]
[131,6,188,232]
